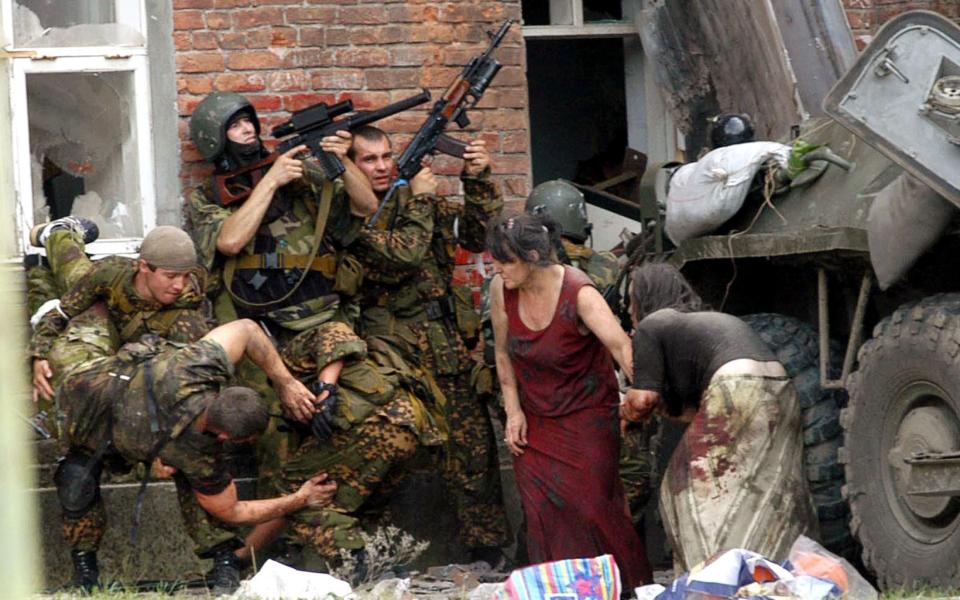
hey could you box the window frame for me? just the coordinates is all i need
[522,0,637,39]
[3,0,156,256]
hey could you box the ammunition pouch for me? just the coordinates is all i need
[54,452,103,517]
[450,284,480,349]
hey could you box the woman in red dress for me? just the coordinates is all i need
[486,212,652,590]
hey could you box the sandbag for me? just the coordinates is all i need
[665,141,791,244]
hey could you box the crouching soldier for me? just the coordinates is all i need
[54,319,336,591]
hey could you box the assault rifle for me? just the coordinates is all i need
[213,90,432,206]
[367,19,513,228]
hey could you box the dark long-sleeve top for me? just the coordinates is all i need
[631,309,776,415]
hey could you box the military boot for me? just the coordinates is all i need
[207,547,242,596]
[30,216,100,247]
[67,549,100,592]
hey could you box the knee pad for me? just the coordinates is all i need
[54,452,103,516]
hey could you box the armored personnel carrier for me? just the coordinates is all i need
[636,10,960,588]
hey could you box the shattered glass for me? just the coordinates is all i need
[13,0,144,48]
[27,71,142,239]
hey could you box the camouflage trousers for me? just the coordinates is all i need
[661,375,817,570]
[372,315,508,549]
[271,400,420,559]
[434,370,508,549]
[619,417,660,527]
[60,458,240,558]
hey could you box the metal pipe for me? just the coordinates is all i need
[840,271,873,382]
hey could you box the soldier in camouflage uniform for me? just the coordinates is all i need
[345,126,508,558]
[184,94,445,568]
[54,319,337,592]
[520,180,653,520]
[26,223,270,592]
[30,224,211,403]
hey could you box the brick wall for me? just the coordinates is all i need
[173,0,530,202]
[843,0,960,49]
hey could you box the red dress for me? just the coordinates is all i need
[504,266,652,588]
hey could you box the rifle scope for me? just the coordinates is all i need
[271,99,354,138]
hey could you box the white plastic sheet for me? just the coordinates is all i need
[230,559,353,600]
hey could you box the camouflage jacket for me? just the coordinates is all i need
[350,169,502,373]
[352,168,502,314]
[30,256,209,359]
[184,163,363,322]
[561,238,619,290]
[62,336,234,495]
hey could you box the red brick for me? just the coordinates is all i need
[227,51,282,70]
[267,71,309,91]
[178,95,205,116]
[420,66,461,88]
[174,0,214,8]
[233,7,284,28]
[174,10,205,30]
[365,68,421,90]
[439,4,485,23]
[177,51,225,73]
[308,0,357,3]
[339,6,388,24]
[214,73,267,92]
[500,131,528,153]
[251,0,303,4]
[301,28,326,46]
[475,90,499,109]
[205,12,231,29]
[409,23,455,43]
[342,90,392,109]
[282,49,334,68]
[270,28,298,47]
[214,0,250,6]
[282,93,337,111]
[219,32,247,49]
[374,26,408,44]
[496,88,528,109]
[173,31,192,51]
[180,142,205,163]
[247,94,283,114]
[391,46,439,67]
[385,5,439,22]
[492,154,529,174]
[483,109,526,131]
[191,31,219,50]
[181,74,215,94]
[492,66,525,87]
[286,7,337,23]
[246,30,273,48]
[503,176,531,197]
[311,69,365,90]
[334,47,390,67]
[497,46,524,66]
[377,112,426,134]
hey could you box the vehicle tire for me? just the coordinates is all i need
[741,313,856,556]
[843,294,960,588]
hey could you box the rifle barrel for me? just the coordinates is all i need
[345,90,431,129]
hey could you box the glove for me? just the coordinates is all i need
[309,381,339,442]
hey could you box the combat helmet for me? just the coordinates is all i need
[189,92,260,163]
[525,179,591,243]
[709,113,755,148]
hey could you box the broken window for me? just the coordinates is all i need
[4,0,158,255]
[27,71,143,239]
[13,0,144,48]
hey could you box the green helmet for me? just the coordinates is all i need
[188,92,260,162]
[525,179,591,242]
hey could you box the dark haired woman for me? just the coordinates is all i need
[622,262,816,570]
[486,212,652,589]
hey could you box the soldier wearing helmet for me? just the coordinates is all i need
[185,95,445,578]
[525,179,619,290]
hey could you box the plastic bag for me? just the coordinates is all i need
[787,535,877,600]
[664,141,791,244]
[496,554,621,600]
